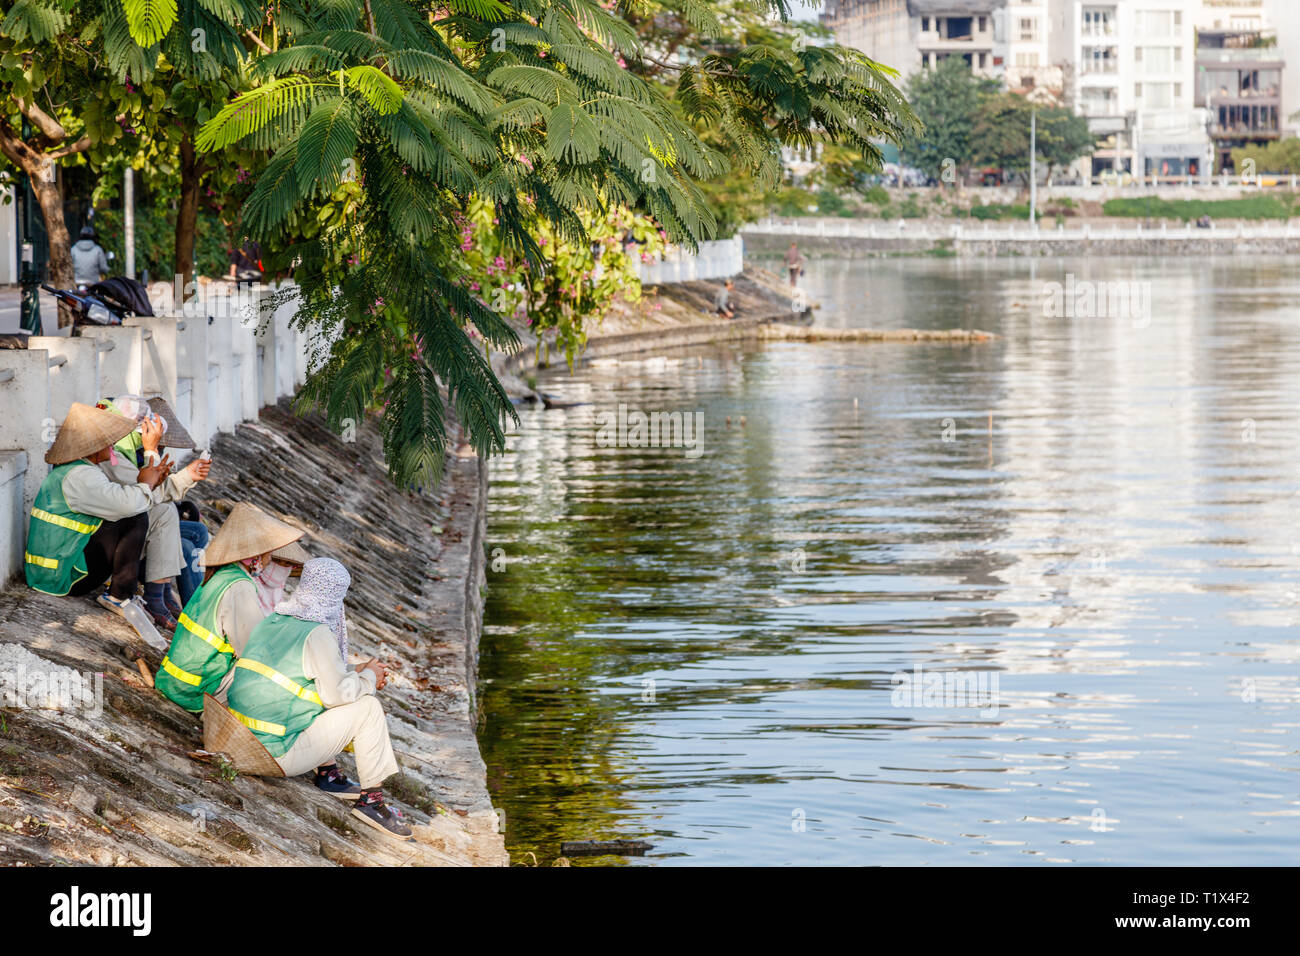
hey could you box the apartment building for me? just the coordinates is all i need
[821,0,1005,79]
[1049,1,1210,177]
[998,0,1064,96]
[1194,1,1285,170]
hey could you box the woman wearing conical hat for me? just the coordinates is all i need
[228,558,411,838]
[26,403,173,625]
[155,503,303,715]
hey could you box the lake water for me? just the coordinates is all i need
[478,255,1300,866]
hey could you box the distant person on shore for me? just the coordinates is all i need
[71,226,110,288]
[155,503,305,714]
[785,242,804,287]
[226,558,413,839]
[714,278,736,319]
[25,403,171,622]
[229,239,263,288]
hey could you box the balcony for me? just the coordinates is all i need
[1196,48,1284,66]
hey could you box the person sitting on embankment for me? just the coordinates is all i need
[25,402,172,628]
[226,557,413,839]
[147,395,211,606]
[95,395,211,625]
[155,502,304,715]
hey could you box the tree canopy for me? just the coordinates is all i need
[3,0,918,486]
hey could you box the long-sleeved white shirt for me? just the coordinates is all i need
[300,624,377,708]
[60,462,153,521]
[98,455,197,505]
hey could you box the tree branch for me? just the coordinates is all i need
[16,96,67,144]
[244,28,272,53]
[46,136,92,160]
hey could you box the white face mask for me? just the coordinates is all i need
[253,561,293,614]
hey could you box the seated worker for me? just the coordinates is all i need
[714,278,736,319]
[148,396,210,605]
[226,558,412,840]
[155,502,304,714]
[96,395,211,624]
[26,403,171,620]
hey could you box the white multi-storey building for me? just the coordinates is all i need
[997,0,1064,96]
[1049,1,1210,177]
[822,0,1218,180]
[821,1,1007,81]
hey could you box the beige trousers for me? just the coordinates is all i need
[144,502,184,582]
[274,695,400,789]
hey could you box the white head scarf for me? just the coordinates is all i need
[274,557,351,661]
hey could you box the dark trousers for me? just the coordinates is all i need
[69,513,148,601]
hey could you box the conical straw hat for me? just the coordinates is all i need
[202,694,284,777]
[147,396,196,449]
[271,540,311,566]
[45,402,138,465]
[204,502,304,568]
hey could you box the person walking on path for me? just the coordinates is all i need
[226,558,413,839]
[784,242,804,287]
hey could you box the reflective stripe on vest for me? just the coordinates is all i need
[31,507,100,536]
[25,552,59,570]
[234,657,324,707]
[160,655,202,687]
[229,707,286,737]
[177,612,235,655]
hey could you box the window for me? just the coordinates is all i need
[1019,17,1036,41]
[1143,82,1173,108]
[1143,47,1173,73]
[1083,8,1115,37]
[1174,82,1182,101]
[1137,10,1173,37]
[1015,52,1040,68]
[978,16,986,32]
[921,16,929,31]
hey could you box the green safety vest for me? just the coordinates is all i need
[155,564,253,713]
[225,614,325,758]
[25,463,104,596]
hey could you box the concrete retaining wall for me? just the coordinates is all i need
[0,282,307,584]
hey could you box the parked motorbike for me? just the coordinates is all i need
[41,276,154,334]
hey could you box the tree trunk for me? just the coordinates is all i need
[175,135,201,301]
[0,144,73,325]
[0,117,89,327]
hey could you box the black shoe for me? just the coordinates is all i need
[351,789,413,841]
[314,765,361,801]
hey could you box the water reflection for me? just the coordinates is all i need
[479,256,1300,866]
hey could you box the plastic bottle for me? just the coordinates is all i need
[121,598,168,651]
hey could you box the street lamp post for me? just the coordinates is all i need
[1029,109,1037,231]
